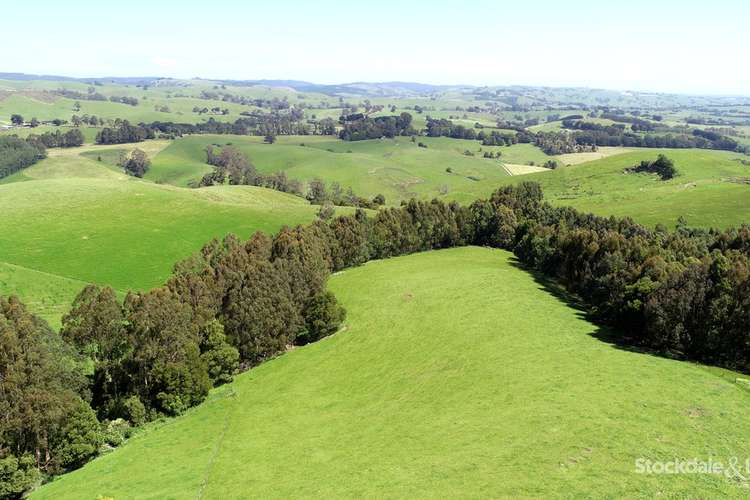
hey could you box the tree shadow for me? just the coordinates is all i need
[506,256,676,360]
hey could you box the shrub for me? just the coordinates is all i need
[200,320,240,385]
[0,454,40,498]
[102,419,132,447]
[51,402,104,471]
[122,396,147,426]
[298,291,346,345]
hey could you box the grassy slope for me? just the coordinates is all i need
[150,135,523,203]
[0,262,90,330]
[33,247,750,498]
[0,179,319,292]
[505,148,750,228]
[0,144,325,323]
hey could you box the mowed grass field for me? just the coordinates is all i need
[505,148,750,228]
[32,248,750,498]
[0,144,327,324]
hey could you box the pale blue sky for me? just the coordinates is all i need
[2,0,748,95]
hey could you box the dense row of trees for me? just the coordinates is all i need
[534,131,597,155]
[27,129,84,148]
[479,130,527,146]
[562,119,746,152]
[425,118,477,140]
[95,121,155,144]
[0,297,101,495]
[54,89,138,106]
[339,113,415,141]
[148,113,330,138]
[0,136,46,179]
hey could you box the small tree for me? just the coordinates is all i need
[29,117,39,128]
[10,114,23,126]
[306,178,328,204]
[297,291,346,345]
[118,149,151,177]
[317,202,335,221]
[264,134,277,144]
[200,320,239,386]
[51,402,103,471]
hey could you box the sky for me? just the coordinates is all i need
[2,0,748,95]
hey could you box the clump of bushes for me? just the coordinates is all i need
[626,154,676,180]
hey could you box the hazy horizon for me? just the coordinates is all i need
[3,0,749,96]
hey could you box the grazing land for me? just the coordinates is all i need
[0,148,327,322]
[508,148,750,228]
[2,73,750,498]
[32,248,750,499]
[149,135,519,203]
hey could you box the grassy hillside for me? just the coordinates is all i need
[150,135,526,203]
[506,148,750,228]
[32,247,750,498]
[0,262,90,330]
[0,145,327,323]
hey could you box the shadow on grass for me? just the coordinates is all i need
[506,256,676,360]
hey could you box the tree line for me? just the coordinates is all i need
[95,121,155,145]
[338,113,415,141]
[0,136,46,179]
[27,129,84,148]
[55,89,139,106]
[6,175,750,495]
[562,119,746,153]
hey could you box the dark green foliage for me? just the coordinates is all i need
[10,114,23,125]
[50,402,103,471]
[535,131,596,155]
[0,453,39,498]
[200,320,239,385]
[121,397,146,427]
[626,154,677,180]
[27,128,84,148]
[96,120,154,144]
[118,148,151,177]
[124,288,211,416]
[339,113,414,141]
[470,200,517,248]
[298,291,346,344]
[479,130,518,146]
[563,119,743,152]
[0,136,46,179]
[0,296,87,491]
[425,117,477,140]
[62,285,128,417]
[202,145,256,185]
